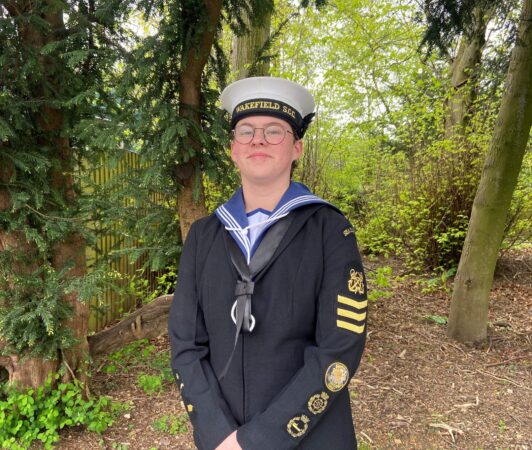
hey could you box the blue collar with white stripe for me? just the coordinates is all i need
[215,182,331,263]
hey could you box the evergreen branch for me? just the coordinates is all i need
[23,203,85,222]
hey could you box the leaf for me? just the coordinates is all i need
[0,118,15,140]
[425,315,448,325]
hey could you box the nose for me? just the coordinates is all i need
[251,128,266,145]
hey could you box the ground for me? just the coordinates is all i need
[43,250,531,450]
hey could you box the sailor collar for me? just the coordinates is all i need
[215,182,331,263]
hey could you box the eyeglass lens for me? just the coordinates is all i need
[233,125,290,145]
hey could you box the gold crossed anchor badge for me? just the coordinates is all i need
[348,269,365,295]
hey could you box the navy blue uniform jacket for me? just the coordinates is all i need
[168,204,367,449]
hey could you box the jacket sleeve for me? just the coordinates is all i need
[236,212,367,450]
[168,221,239,449]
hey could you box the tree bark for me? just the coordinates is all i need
[46,109,89,384]
[231,9,271,79]
[445,6,491,138]
[447,0,532,343]
[176,0,222,239]
[88,295,172,357]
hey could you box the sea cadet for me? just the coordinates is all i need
[168,77,367,450]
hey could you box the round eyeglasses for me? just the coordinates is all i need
[232,124,294,145]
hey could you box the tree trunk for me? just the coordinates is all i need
[46,109,89,384]
[445,6,491,138]
[176,0,222,239]
[231,9,271,79]
[447,0,532,343]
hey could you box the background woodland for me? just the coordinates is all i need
[0,0,531,448]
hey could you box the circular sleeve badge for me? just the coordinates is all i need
[308,392,329,415]
[324,362,349,392]
[287,414,310,438]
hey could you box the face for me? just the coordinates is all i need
[230,116,303,187]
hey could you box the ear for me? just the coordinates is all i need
[292,139,303,161]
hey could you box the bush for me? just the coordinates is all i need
[0,375,118,449]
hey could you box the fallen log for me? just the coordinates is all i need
[88,294,173,357]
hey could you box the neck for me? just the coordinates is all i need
[241,179,291,212]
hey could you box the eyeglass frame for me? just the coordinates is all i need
[231,124,295,145]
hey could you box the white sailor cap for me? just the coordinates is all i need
[220,77,315,138]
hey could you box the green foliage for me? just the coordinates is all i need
[0,0,124,359]
[425,315,448,325]
[418,267,456,294]
[366,266,394,302]
[358,441,372,450]
[498,418,508,434]
[111,444,130,450]
[420,0,516,56]
[273,0,525,272]
[152,413,189,436]
[105,339,151,371]
[129,267,178,304]
[0,375,118,449]
[103,339,173,384]
[137,374,163,395]
[502,149,532,251]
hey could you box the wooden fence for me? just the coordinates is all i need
[85,151,164,332]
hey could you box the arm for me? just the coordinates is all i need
[236,213,367,450]
[168,221,239,450]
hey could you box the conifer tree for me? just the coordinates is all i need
[0,0,125,387]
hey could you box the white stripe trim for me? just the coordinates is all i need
[271,195,325,219]
[217,206,251,255]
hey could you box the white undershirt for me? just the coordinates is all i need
[247,210,271,249]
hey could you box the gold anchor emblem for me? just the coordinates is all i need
[348,269,365,294]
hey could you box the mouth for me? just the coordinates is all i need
[248,152,271,159]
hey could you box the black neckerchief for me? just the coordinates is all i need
[218,213,294,381]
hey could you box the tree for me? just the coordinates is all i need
[445,5,493,137]
[447,0,532,342]
[176,0,223,238]
[231,3,272,79]
[0,0,122,387]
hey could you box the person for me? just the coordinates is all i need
[168,77,367,450]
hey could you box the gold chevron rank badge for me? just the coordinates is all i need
[336,293,367,334]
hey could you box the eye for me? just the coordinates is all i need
[236,126,254,137]
[265,125,284,137]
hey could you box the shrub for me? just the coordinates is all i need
[0,375,118,449]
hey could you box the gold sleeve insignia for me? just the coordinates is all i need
[325,362,349,392]
[187,404,194,413]
[343,226,355,237]
[348,269,365,294]
[336,294,367,334]
[308,392,329,415]
[287,414,310,437]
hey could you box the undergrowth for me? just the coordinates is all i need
[0,374,121,449]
